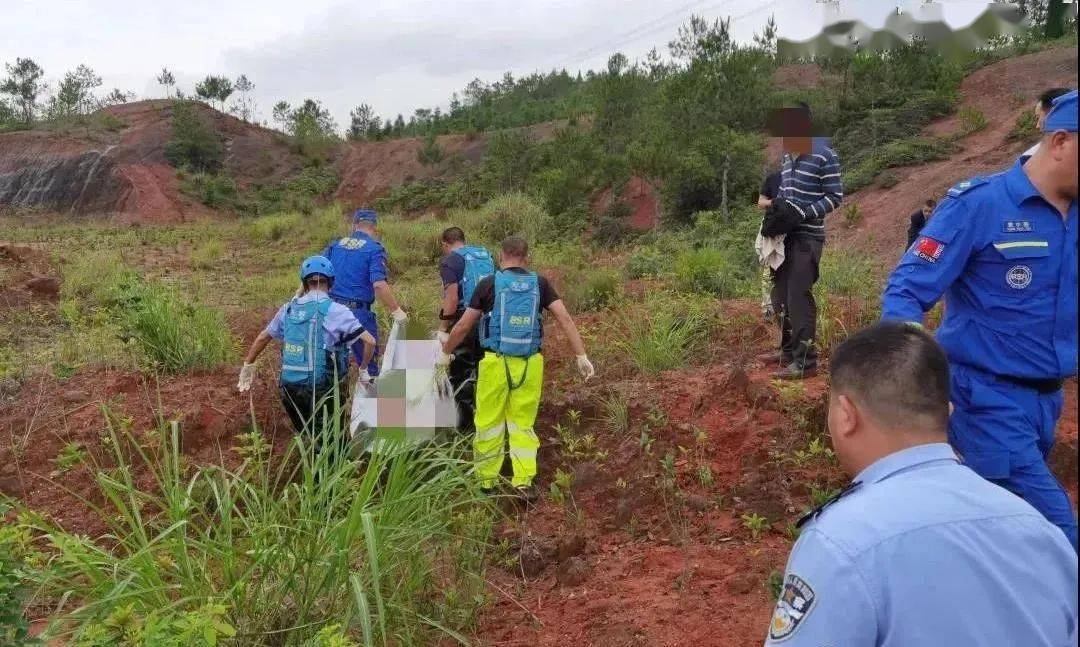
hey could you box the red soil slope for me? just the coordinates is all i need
[836,46,1078,255]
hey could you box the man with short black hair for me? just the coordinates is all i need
[905,198,936,250]
[765,322,1077,646]
[440,236,594,500]
[437,226,493,432]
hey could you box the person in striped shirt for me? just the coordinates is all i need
[766,103,843,379]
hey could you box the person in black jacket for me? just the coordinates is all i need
[906,199,936,250]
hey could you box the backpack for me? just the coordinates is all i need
[280,298,348,389]
[452,245,495,310]
[480,270,542,357]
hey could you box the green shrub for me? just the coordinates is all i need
[674,247,754,299]
[474,192,552,247]
[164,101,223,173]
[179,172,238,209]
[845,137,954,193]
[562,267,623,311]
[417,133,444,165]
[626,246,667,279]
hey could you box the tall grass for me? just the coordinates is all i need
[17,405,494,645]
[127,283,235,373]
[614,295,715,374]
[60,251,235,374]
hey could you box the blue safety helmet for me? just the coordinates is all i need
[353,208,378,224]
[299,255,335,282]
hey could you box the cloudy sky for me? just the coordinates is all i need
[4,0,996,130]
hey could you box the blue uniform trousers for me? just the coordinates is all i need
[347,306,379,377]
[949,363,1077,550]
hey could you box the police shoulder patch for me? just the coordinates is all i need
[946,176,987,198]
[769,574,817,642]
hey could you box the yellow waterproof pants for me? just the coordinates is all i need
[473,351,543,488]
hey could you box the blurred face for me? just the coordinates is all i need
[441,240,451,254]
[922,205,933,217]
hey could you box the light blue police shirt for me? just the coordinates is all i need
[766,443,1078,646]
[265,290,365,348]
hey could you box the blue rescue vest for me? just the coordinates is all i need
[280,298,348,388]
[453,245,495,311]
[480,270,542,357]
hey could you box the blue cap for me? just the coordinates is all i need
[1043,89,1077,133]
[353,208,377,224]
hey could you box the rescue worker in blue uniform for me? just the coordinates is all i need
[766,323,1078,646]
[322,208,408,377]
[881,90,1079,550]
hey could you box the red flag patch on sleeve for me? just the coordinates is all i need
[913,237,945,263]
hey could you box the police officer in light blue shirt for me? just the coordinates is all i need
[881,90,1078,550]
[766,323,1078,646]
[322,208,408,377]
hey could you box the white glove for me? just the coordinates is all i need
[575,355,595,381]
[436,331,450,345]
[358,370,373,385]
[237,363,256,392]
[391,308,408,323]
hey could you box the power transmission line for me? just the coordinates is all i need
[552,0,748,70]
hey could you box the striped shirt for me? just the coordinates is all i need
[779,139,843,240]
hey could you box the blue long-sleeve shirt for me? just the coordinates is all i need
[778,138,843,240]
[766,443,1078,646]
[881,158,1078,380]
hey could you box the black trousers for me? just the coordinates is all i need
[280,381,349,457]
[770,235,823,368]
[448,329,481,434]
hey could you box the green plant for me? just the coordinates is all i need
[626,246,667,279]
[1007,109,1038,142]
[190,238,224,270]
[417,133,444,165]
[598,390,630,435]
[0,508,35,646]
[52,441,87,473]
[164,101,223,173]
[125,283,236,373]
[617,302,712,374]
[696,464,714,488]
[563,267,623,311]
[20,409,494,645]
[741,512,768,540]
[180,172,239,210]
[843,203,863,227]
[809,485,841,509]
[766,570,784,601]
[958,106,988,135]
[673,247,753,299]
[548,468,573,506]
